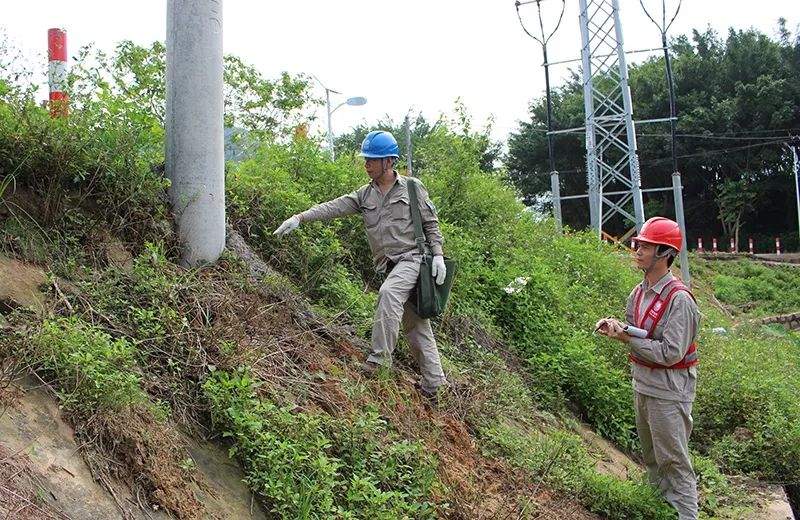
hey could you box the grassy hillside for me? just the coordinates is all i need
[2,49,799,518]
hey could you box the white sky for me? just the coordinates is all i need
[1,1,796,143]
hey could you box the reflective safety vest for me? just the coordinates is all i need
[629,279,699,369]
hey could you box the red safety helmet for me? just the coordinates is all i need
[633,217,682,251]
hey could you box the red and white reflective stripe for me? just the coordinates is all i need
[697,238,703,251]
[48,28,68,117]
[730,237,735,252]
[630,280,699,369]
[712,238,718,253]
[749,237,754,254]
[776,237,782,255]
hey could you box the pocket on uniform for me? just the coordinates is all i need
[666,369,688,393]
[362,203,379,227]
[390,197,410,220]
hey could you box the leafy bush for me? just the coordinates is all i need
[0,72,170,259]
[203,369,439,519]
[479,421,675,520]
[700,259,800,316]
[694,325,800,482]
[33,316,146,412]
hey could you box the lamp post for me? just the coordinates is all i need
[315,76,366,160]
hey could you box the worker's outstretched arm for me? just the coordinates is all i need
[274,191,360,237]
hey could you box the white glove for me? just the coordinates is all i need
[273,215,301,237]
[431,255,447,285]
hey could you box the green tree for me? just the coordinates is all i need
[334,100,502,173]
[716,178,758,250]
[67,40,319,139]
[508,23,800,249]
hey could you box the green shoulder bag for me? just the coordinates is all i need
[407,178,456,319]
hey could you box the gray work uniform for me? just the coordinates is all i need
[625,272,700,520]
[299,173,447,392]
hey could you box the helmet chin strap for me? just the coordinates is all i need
[384,158,397,176]
[643,246,676,273]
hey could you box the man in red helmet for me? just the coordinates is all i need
[596,217,700,520]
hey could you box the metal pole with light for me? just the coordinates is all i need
[405,108,414,177]
[515,0,566,233]
[330,97,367,157]
[314,76,366,160]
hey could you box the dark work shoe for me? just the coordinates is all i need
[415,382,440,405]
[361,360,382,376]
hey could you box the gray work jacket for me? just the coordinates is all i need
[625,272,700,402]
[299,172,444,273]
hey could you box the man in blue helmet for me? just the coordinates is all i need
[273,130,448,400]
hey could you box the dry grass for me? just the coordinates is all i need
[0,445,70,520]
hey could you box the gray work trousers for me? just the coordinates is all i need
[635,391,698,520]
[366,259,447,392]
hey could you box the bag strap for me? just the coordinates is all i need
[406,178,430,256]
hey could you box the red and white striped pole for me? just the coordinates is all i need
[776,237,782,255]
[47,28,68,118]
[712,238,718,253]
[697,238,703,252]
[730,237,736,253]
[749,237,754,254]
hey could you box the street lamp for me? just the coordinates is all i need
[314,76,367,160]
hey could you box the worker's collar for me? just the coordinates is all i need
[641,271,675,295]
[370,169,400,192]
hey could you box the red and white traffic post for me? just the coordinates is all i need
[749,238,754,254]
[776,237,782,255]
[48,28,68,118]
[729,237,736,253]
[712,238,718,253]
[697,238,703,252]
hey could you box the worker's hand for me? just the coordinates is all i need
[431,255,447,285]
[594,317,612,334]
[604,320,630,343]
[273,215,301,237]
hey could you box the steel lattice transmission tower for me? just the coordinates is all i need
[578,0,645,236]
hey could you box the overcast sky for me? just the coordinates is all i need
[1,1,795,143]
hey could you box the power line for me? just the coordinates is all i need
[638,133,795,141]
[652,138,791,162]
[523,127,799,141]
[523,138,792,178]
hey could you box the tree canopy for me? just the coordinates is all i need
[508,21,800,250]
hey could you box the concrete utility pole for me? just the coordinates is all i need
[789,139,800,248]
[640,0,691,285]
[515,0,565,233]
[166,0,225,267]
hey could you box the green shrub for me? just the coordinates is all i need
[479,421,675,520]
[34,316,145,412]
[203,369,439,519]
[702,259,800,316]
[0,82,168,239]
[694,327,800,482]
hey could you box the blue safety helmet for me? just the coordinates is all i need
[359,130,400,159]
